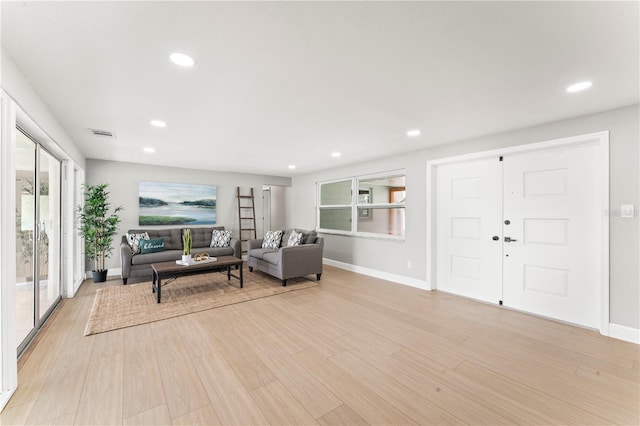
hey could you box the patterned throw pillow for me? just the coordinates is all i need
[210,230,232,248]
[287,230,303,247]
[127,232,149,255]
[262,230,283,249]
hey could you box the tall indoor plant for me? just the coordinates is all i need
[77,183,123,283]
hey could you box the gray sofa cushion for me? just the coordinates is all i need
[262,251,279,265]
[249,248,277,260]
[129,228,182,250]
[189,226,225,249]
[131,247,234,266]
[297,229,317,244]
[192,246,234,257]
[131,249,183,265]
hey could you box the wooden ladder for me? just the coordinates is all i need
[236,187,257,256]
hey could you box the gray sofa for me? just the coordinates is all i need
[247,228,323,286]
[120,226,241,284]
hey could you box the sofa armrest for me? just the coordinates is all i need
[120,238,133,280]
[230,238,242,259]
[279,243,323,279]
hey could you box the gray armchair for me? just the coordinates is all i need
[247,229,323,286]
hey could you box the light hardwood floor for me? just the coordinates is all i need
[2,265,639,425]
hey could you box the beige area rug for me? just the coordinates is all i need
[85,271,318,336]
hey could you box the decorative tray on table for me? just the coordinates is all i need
[176,253,217,266]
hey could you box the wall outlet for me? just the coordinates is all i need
[407,260,412,269]
[621,204,635,218]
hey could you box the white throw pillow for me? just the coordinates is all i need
[210,229,232,248]
[287,230,303,247]
[262,230,283,249]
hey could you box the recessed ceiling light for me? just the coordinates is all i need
[288,165,296,170]
[566,81,592,93]
[169,52,195,67]
[150,120,167,128]
[407,129,421,137]
[331,152,342,158]
[143,147,155,153]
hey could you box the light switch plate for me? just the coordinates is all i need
[620,204,635,218]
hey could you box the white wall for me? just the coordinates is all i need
[269,185,287,231]
[288,104,640,330]
[86,159,291,270]
[1,49,85,169]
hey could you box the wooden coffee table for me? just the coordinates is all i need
[151,256,243,303]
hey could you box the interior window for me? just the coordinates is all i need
[318,180,353,232]
[317,171,406,238]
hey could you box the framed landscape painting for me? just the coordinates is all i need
[138,181,216,226]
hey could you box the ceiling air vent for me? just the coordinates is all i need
[88,128,117,138]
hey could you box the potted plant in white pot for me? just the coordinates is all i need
[182,228,192,263]
[77,183,123,283]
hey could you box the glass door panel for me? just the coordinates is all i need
[38,148,61,320]
[14,128,62,354]
[15,131,36,348]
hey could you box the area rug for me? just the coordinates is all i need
[84,271,318,336]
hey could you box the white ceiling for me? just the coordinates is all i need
[2,1,638,177]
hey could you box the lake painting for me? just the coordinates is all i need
[138,181,216,226]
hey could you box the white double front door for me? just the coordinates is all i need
[435,139,603,329]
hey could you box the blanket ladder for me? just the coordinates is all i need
[236,187,257,256]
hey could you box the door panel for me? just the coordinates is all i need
[15,132,36,349]
[502,144,601,328]
[14,128,62,354]
[435,158,503,304]
[38,148,61,320]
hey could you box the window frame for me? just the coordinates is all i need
[316,170,406,240]
[317,178,354,234]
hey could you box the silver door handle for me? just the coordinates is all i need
[504,236,517,242]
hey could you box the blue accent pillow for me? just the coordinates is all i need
[139,238,165,254]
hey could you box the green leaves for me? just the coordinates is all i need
[77,183,123,272]
[183,228,192,255]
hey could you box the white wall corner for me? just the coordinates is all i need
[72,279,84,297]
[323,258,430,290]
[607,323,640,345]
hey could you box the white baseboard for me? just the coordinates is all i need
[323,258,429,290]
[71,279,84,297]
[0,389,15,414]
[608,323,640,344]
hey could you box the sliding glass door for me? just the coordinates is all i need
[15,130,36,348]
[15,128,61,353]
[37,147,61,322]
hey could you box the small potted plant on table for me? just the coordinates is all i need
[77,183,122,283]
[182,228,192,263]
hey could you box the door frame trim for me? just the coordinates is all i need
[426,131,610,335]
[0,92,19,411]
